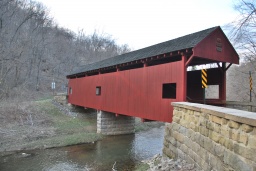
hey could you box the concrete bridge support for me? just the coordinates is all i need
[97,110,135,135]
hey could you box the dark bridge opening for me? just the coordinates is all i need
[186,66,226,106]
[162,83,176,99]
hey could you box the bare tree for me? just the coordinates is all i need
[0,0,131,100]
[76,30,131,64]
[226,0,256,102]
[229,0,256,62]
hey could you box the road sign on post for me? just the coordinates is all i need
[249,71,252,102]
[202,69,207,88]
[202,69,207,104]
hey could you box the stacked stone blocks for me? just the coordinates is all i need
[97,110,135,135]
[163,102,256,171]
[54,93,67,105]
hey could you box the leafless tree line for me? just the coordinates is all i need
[3,0,254,103]
[0,0,130,100]
[226,0,256,102]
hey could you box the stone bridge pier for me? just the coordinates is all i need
[97,110,135,135]
[54,94,135,135]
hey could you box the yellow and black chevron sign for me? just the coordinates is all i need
[250,74,253,91]
[202,69,207,88]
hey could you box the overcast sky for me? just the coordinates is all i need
[35,0,238,50]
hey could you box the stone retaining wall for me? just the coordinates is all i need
[54,93,67,105]
[163,102,256,171]
[97,110,135,135]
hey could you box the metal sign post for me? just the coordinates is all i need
[202,69,207,104]
[249,71,252,102]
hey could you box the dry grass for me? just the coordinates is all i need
[0,98,101,153]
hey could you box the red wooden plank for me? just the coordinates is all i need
[68,61,185,122]
[194,27,239,64]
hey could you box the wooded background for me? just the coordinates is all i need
[226,0,256,102]
[0,0,255,102]
[0,0,130,100]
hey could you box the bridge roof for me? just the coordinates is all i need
[67,26,227,77]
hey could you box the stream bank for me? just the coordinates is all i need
[0,98,163,155]
[0,99,201,171]
[0,125,165,171]
[0,99,102,155]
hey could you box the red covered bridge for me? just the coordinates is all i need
[67,26,239,123]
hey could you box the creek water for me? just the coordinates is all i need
[0,126,164,171]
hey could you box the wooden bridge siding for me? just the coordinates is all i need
[68,60,185,122]
[193,28,239,64]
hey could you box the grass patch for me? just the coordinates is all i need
[17,99,99,150]
[134,162,150,171]
[19,132,103,150]
[135,124,152,132]
[153,158,161,166]
[35,99,95,133]
[135,118,164,132]
[35,95,53,101]
[55,117,91,133]
[35,99,63,117]
[0,98,101,152]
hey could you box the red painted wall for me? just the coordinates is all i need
[194,28,239,64]
[68,60,185,122]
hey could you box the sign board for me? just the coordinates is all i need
[201,69,207,88]
[52,82,55,89]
